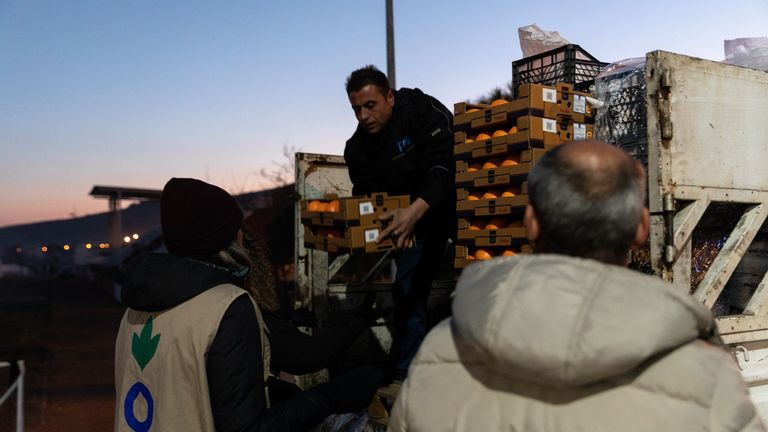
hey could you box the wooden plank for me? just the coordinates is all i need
[720,329,768,345]
[717,315,768,335]
[743,271,768,316]
[675,186,768,204]
[669,199,708,291]
[328,254,350,280]
[693,204,768,308]
[673,199,709,252]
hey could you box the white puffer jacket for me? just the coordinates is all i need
[390,254,763,432]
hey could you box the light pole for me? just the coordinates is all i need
[386,0,396,89]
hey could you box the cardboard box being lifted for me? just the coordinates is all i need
[301,192,411,227]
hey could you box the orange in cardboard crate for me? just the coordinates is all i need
[501,156,520,166]
[468,221,485,230]
[502,249,517,257]
[492,129,507,138]
[308,200,322,211]
[327,200,340,213]
[508,126,518,134]
[490,99,508,107]
[316,201,329,212]
[465,135,476,143]
[467,254,476,260]
[476,132,491,141]
[501,187,521,197]
[485,218,508,230]
[474,249,493,260]
[482,190,502,200]
[482,159,500,170]
[467,162,483,173]
[468,192,481,201]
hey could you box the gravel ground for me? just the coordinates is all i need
[0,276,123,432]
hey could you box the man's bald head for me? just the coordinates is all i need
[526,140,647,265]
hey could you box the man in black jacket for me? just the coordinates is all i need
[343,65,456,379]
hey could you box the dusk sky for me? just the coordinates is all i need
[1,0,766,228]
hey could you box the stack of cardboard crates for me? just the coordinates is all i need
[301,192,410,254]
[453,83,595,268]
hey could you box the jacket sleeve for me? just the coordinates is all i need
[708,352,765,431]
[410,91,455,210]
[207,295,332,432]
[263,308,369,375]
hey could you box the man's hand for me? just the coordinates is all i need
[376,198,429,248]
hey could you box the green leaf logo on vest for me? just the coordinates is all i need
[132,317,161,371]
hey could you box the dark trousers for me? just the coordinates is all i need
[391,236,448,377]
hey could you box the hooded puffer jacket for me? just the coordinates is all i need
[390,254,764,432]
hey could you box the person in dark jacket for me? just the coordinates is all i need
[242,229,377,377]
[114,177,380,432]
[343,65,456,380]
[240,229,382,404]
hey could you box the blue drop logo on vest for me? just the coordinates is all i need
[124,381,154,432]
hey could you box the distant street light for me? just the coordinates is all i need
[132,233,139,240]
[63,245,70,251]
[123,236,131,243]
[15,247,22,254]
[41,246,48,253]
[85,243,93,250]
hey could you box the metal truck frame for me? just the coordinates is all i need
[646,51,768,416]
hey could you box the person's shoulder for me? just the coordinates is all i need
[345,125,366,151]
[397,87,451,120]
[396,87,429,106]
[631,339,739,405]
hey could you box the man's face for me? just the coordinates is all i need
[348,84,394,135]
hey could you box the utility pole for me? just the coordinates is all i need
[386,0,396,89]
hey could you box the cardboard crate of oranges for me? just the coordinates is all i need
[455,244,533,269]
[454,116,593,161]
[456,189,528,218]
[300,192,410,227]
[456,217,526,247]
[301,192,410,254]
[455,148,545,190]
[453,82,594,131]
[303,224,396,254]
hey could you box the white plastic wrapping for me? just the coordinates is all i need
[518,24,570,58]
[724,37,768,72]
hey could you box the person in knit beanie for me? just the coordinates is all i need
[160,177,244,257]
[114,177,381,432]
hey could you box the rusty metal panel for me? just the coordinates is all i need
[647,51,768,194]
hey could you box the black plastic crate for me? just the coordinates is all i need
[594,67,648,166]
[512,44,607,97]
